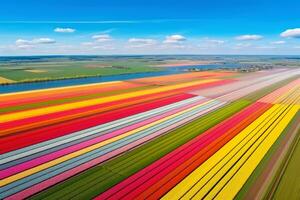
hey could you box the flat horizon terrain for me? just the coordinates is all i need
[1,55,299,85]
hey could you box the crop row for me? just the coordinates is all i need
[1,70,299,199]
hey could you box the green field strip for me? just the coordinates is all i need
[0,62,161,82]
[263,111,300,200]
[271,113,300,200]
[0,85,158,114]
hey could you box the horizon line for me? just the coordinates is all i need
[0,54,299,57]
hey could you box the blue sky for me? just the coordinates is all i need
[0,0,300,55]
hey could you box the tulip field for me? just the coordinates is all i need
[0,69,300,200]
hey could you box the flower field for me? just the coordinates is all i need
[0,69,300,199]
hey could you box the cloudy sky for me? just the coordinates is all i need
[0,0,300,55]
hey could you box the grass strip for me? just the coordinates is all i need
[234,112,300,200]
[214,104,299,199]
[270,112,300,200]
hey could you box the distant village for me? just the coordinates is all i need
[187,64,274,73]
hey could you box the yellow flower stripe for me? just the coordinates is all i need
[194,105,289,199]
[214,105,299,200]
[0,81,121,97]
[162,104,281,200]
[0,79,217,123]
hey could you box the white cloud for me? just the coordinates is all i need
[256,46,276,49]
[160,44,187,50]
[92,34,112,42]
[128,38,156,44]
[199,38,225,47]
[128,38,157,47]
[98,29,115,34]
[280,28,300,38]
[197,38,226,50]
[16,44,35,49]
[271,40,286,44]
[15,38,56,46]
[92,45,115,50]
[235,34,263,41]
[15,39,32,45]
[33,38,56,44]
[81,42,94,46]
[236,43,252,47]
[205,39,225,45]
[163,34,186,44]
[80,34,114,49]
[233,43,253,49]
[54,27,76,33]
[81,39,117,51]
